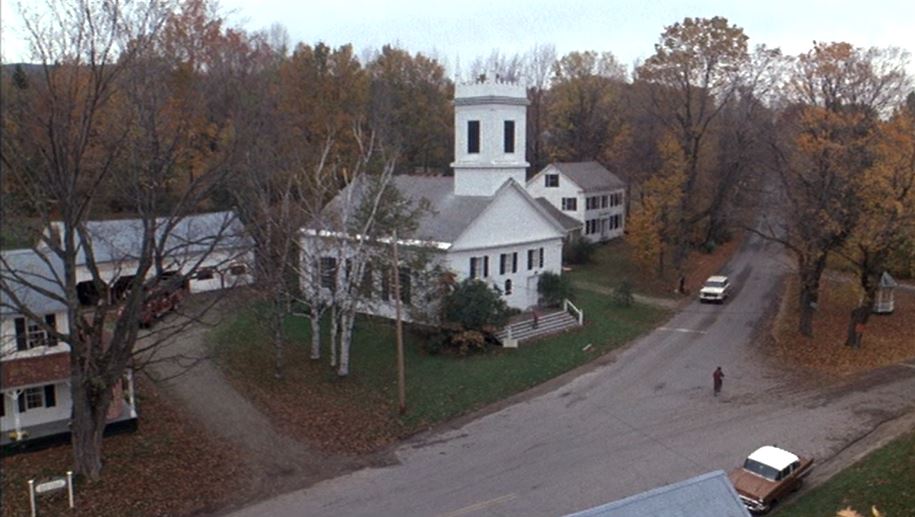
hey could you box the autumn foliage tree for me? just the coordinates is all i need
[636,17,750,270]
[627,134,687,274]
[839,109,915,346]
[764,42,911,337]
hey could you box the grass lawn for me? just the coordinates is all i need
[210,288,670,453]
[777,430,915,516]
[564,236,743,299]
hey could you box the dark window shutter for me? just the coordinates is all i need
[499,254,506,275]
[15,317,27,351]
[1,398,4,417]
[539,248,544,268]
[44,314,58,347]
[44,385,56,407]
[483,256,489,277]
[469,258,476,279]
[18,393,26,413]
[512,253,518,273]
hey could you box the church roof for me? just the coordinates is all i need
[535,198,584,232]
[390,176,492,243]
[319,175,567,247]
[547,161,626,193]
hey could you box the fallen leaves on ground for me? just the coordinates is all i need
[218,342,406,455]
[0,377,246,517]
[772,276,915,375]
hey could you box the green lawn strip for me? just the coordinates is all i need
[564,240,677,299]
[777,430,915,516]
[210,289,668,449]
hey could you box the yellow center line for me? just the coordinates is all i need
[438,493,519,517]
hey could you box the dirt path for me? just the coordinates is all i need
[144,296,362,503]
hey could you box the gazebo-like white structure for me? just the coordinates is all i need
[873,272,898,314]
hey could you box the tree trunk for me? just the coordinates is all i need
[272,296,285,380]
[337,311,353,377]
[70,374,114,481]
[798,286,817,338]
[309,303,321,360]
[845,305,871,348]
[329,304,338,367]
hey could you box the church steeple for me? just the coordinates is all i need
[451,79,529,196]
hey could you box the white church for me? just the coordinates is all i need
[300,79,624,321]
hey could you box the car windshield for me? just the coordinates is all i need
[704,280,727,288]
[743,458,779,481]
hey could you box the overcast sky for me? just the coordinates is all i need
[3,0,914,77]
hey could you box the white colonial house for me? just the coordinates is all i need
[300,80,569,322]
[0,250,136,449]
[526,161,627,243]
[43,211,254,306]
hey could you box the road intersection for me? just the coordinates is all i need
[229,233,915,516]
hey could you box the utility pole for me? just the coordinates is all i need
[391,231,407,414]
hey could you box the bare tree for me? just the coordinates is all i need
[0,0,247,479]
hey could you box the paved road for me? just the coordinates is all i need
[229,233,915,517]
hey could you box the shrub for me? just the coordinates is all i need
[563,235,597,265]
[612,281,634,307]
[442,279,511,331]
[448,330,488,356]
[538,272,573,307]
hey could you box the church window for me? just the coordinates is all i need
[561,197,577,211]
[504,279,513,295]
[468,120,480,154]
[319,257,337,290]
[503,120,515,153]
[545,174,559,187]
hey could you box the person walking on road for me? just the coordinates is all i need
[713,366,724,397]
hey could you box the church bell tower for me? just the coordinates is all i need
[451,79,529,197]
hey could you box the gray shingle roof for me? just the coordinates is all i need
[53,211,249,265]
[535,198,583,232]
[320,175,569,245]
[1,249,66,317]
[390,176,493,243]
[551,161,626,193]
[321,176,494,244]
[565,471,750,517]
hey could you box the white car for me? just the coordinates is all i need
[699,275,731,303]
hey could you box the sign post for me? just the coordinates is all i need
[28,471,75,516]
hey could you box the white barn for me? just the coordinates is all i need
[300,80,568,321]
[43,211,254,306]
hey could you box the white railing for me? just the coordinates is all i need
[563,299,583,325]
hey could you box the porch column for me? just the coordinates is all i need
[7,389,23,439]
[126,369,136,415]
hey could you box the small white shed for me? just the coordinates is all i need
[873,272,898,314]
